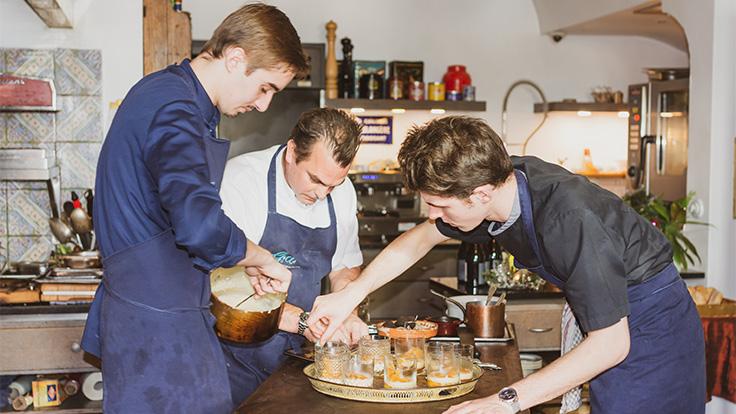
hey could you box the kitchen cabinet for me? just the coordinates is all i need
[0,312,101,413]
[505,299,564,352]
[143,0,191,75]
[326,98,486,112]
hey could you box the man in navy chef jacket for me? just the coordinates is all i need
[81,5,309,413]
[308,117,706,413]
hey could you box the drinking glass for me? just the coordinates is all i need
[358,335,390,375]
[453,343,475,381]
[314,341,349,384]
[383,353,417,389]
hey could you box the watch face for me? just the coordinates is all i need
[498,387,518,401]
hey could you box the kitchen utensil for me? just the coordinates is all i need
[485,284,498,306]
[428,315,463,337]
[58,251,101,269]
[210,266,286,343]
[235,293,256,308]
[71,191,82,209]
[15,261,49,276]
[49,217,77,245]
[63,201,74,219]
[496,291,507,305]
[466,300,506,338]
[430,289,470,321]
[70,208,93,234]
[84,189,94,225]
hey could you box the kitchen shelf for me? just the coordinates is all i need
[533,102,629,113]
[325,98,486,112]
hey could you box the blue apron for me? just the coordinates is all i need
[81,130,233,413]
[513,170,705,413]
[220,145,338,406]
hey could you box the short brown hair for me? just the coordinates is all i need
[291,108,362,168]
[398,116,513,198]
[202,3,309,79]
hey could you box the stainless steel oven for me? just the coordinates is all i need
[627,68,689,201]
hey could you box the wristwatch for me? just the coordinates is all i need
[498,387,520,413]
[297,311,310,336]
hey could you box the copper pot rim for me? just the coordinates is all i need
[210,291,287,315]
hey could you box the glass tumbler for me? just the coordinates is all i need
[392,336,426,371]
[383,353,417,389]
[344,353,374,387]
[425,342,460,387]
[358,334,390,375]
[454,343,475,381]
[314,341,349,384]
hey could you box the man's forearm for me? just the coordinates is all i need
[278,302,303,333]
[347,221,447,297]
[512,317,631,410]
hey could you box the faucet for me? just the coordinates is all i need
[501,80,549,155]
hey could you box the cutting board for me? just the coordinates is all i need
[0,280,40,304]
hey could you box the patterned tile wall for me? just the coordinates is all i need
[1,48,102,262]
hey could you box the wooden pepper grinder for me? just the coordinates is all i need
[325,20,338,99]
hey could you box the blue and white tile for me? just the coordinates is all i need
[0,114,6,146]
[5,49,54,79]
[8,188,52,236]
[0,48,6,73]
[56,96,103,142]
[7,112,55,145]
[54,49,101,96]
[8,236,54,262]
[0,182,7,238]
[58,143,101,189]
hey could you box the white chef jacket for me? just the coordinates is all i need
[220,145,363,272]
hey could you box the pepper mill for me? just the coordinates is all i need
[325,21,338,99]
[339,37,355,98]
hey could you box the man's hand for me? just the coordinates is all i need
[307,287,365,343]
[443,395,515,414]
[238,240,291,295]
[340,314,369,345]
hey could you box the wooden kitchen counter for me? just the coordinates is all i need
[237,342,528,414]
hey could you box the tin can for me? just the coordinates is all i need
[408,81,424,101]
[388,77,403,100]
[428,82,445,101]
[446,90,462,101]
[462,85,476,101]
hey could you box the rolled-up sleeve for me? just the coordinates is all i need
[541,209,629,332]
[143,100,247,270]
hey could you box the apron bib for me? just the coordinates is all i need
[220,145,338,405]
[512,170,705,413]
[81,123,233,413]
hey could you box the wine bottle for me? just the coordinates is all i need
[457,241,468,283]
[465,243,488,294]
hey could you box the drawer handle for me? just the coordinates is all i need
[529,327,553,333]
[71,342,82,353]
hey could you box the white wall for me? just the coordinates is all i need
[186,0,687,171]
[0,0,143,125]
[664,0,736,412]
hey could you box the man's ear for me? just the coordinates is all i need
[223,46,248,74]
[284,139,297,164]
[470,184,494,204]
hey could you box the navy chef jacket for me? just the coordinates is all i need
[94,59,246,271]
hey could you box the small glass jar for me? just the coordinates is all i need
[358,335,390,375]
[453,343,475,381]
[392,336,426,371]
[383,353,417,389]
[345,353,374,387]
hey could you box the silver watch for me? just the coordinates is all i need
[498,387,520,413]
[297,311,310,336]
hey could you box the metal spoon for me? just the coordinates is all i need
[70,208,93,234]
[235,293,256,309]
[49,218,76,244]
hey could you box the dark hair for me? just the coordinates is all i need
[398,116,513,198]
[201,3,310,79]
[291,108,362,168]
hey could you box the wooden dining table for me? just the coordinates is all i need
[237,340,528,414]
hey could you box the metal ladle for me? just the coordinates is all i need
[70,208,93,234]
[49,217,79,247]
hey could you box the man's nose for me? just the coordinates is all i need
[254,92,274,112]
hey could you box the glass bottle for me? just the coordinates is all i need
[465,243,487,295]
[456,241,468,283]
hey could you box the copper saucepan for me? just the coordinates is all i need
[210,267,286,344]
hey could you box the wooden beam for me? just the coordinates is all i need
[24,0,73,28]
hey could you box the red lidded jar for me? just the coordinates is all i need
[442,65,471,93]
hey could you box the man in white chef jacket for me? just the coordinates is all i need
[218,108,368,404]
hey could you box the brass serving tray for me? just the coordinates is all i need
[303,363,483,403]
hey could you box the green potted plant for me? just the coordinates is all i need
[623,189,709,270]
